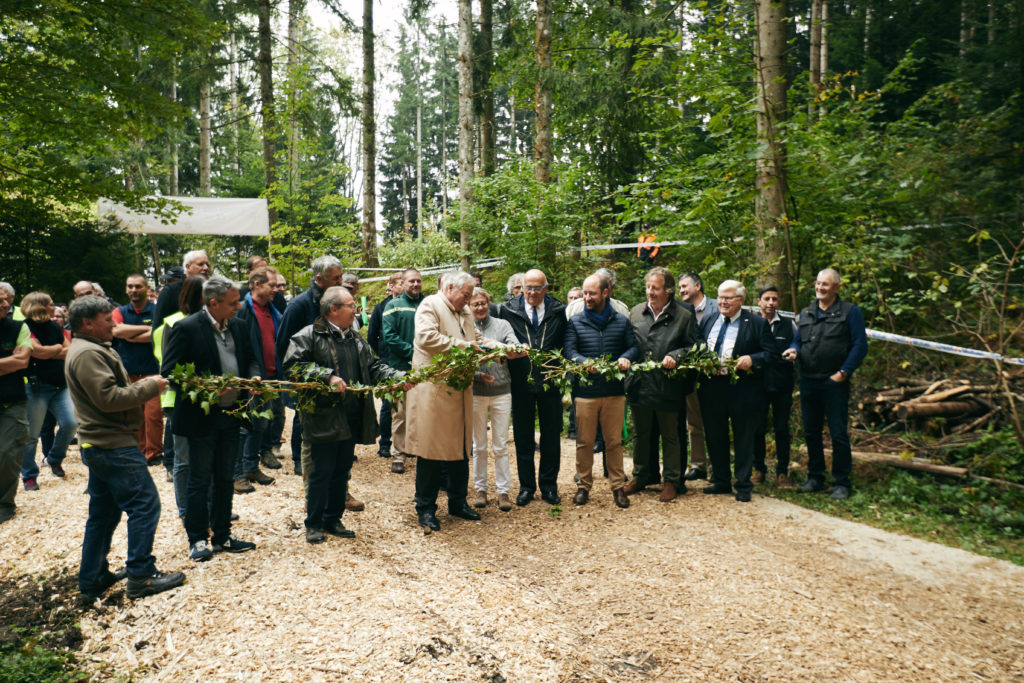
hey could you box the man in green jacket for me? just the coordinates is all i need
[65,296,185,603]
[381,268,423,474]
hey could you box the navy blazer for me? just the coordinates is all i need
[160,310,256,437]
[698,309,776,384]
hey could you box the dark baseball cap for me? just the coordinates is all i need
[161,266,186,282]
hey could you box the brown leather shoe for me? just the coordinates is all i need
[623,479,645,495]
[244,469,275,486]
[345,492,365,512]
[752,470,765,484]
[613,488,630,508]
[776,473,792,489]
[659,481,677,502]
[572,488,589,505]
[497,493,513,511]
[471,490,487,508]
[233,477,255,494]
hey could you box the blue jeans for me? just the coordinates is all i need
[233,414,270,478]
[800,377,853,489]
[184,413,239,545]
[377,398,393,456]
[22,381,78,479]
[78,445,160,592]
[305,439,355,529]
[171,432,190,518]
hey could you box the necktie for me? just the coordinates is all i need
[713,317,730,355]
[531,306,539,332]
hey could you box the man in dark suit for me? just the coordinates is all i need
[161,276,258,561]
[697,280,776,502]
[498,268,567,506]
[753,285,796,487]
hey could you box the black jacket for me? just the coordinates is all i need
[625,298,698,408]
[367,294,392,356]
[160,311,256,437]
[498,294,566,394]
[698,310,775,387]
[565,308,639,398]
[275,281,325,363]
[282,318,401,444]
[758,313,796,392]
[151,280,182,330]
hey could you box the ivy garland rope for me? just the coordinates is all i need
[169,345,737,419]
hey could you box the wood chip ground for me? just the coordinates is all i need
[3,407,1023,681]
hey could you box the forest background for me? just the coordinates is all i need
[1,2,1022,461]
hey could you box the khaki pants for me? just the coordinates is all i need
[390,399,407,462]
[574,396,626,492]
[685,391,707,469]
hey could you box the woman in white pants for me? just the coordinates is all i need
[469,288,519,511]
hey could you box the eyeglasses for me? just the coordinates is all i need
[719,295,743,301]
[524,285,547,292]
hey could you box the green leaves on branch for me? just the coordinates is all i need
[169,345,736,422]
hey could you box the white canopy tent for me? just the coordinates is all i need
[98,196,270,236]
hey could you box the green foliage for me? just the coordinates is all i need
[0,641,88,683]
[378,227,463,270]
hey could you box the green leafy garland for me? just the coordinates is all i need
[169,344,736,419]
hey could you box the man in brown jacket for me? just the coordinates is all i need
[65,296,185,603]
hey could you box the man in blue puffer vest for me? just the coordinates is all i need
[565,273,638,509]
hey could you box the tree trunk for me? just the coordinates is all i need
[961,0,976,57]
[479,0,495,176]
[441,23,448,217]
[230,30,240,173]
[361,0,379,266]
[754,0,795,307]
[169,60,178,195]
[416,21,423,237]
[533,0,553,185]
[199,78,211,195]
[809,0,823,117]
[457,0,475,269]
[288,0,304,189]
[820,0,829,77]
[509,91,517,156]
[863,2,872,61]
[256,0,278,228]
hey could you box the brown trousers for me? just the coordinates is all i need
[574,396,626,492]
[129,374,164,461]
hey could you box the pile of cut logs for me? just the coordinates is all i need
[857,379,1000,434]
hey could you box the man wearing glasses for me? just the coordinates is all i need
[697,281,775,502]
[498,269,567,506]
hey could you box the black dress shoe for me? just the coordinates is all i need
[735,490,752,502]
[702,484,732,495]
[515,490,534,506]
[684,467,707,481]
[449,503,481,521]
[324,520,356,538]
[797,478,827,493]
[541,489,561,505]
[572,488,589,505]
[418,511,441,531]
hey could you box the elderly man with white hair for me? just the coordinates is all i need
[405,271,525,532]
[152,249,211,329]
[696,279,775,503]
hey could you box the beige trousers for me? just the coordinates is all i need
[574,396,626,492]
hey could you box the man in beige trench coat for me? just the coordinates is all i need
[405,271,524,531]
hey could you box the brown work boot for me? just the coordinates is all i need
[344,492,365,511]
[244,469,275,486]
[659,481,677,502]
[623,479,645,495]
[497,493,513,511]
[613,488,630,509]
[776,473,792,489]
[233,477,255,494]
[472,490,487,508]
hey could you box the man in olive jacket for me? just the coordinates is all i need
[282,286,405,544]
[623,268,698,501]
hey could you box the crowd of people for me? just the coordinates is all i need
[0,252,867,604]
